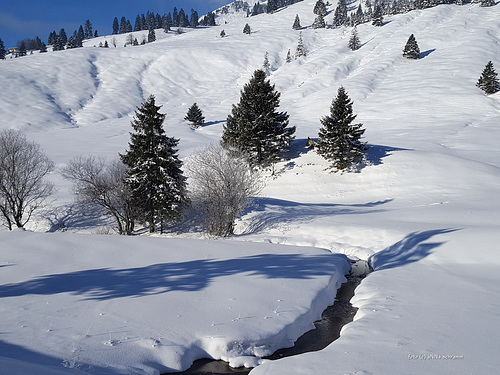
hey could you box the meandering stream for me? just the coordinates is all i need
[168,260,371,375]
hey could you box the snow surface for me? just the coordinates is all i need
[1,1,500,374]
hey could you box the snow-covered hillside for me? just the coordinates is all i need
[1,1,500,374]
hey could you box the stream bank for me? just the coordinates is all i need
[168,260,371,375]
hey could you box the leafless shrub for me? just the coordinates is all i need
[0,129,55,230]
[186,144,264,237]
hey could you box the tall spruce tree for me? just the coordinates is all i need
[317,87,369,171]
[403,34,420,59]
[222,70,295,167]
[295,32,306,59]
[148,28,156,43]
[476,61,500,95]
[313,0,328,16]
[112,17,119,34]
[120,95,188,233]
[184,103,205,127]
[372,5,384,26]
[84,20,93,39]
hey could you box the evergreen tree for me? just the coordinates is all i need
[134,15,142,31]
[348,27,361,50]
[184,103,205,128]
[243,23,252,35]
[59,28,68,45]
[40,42,47,53]
[267,0,279,13]
[163,13,172,32]
[94,30,99,38]
[476,61,500,95]
[355,4,365,25]
[52,36,65,51]
[286,49,292,63]
[333,0,348,27]
[222,70,295,167]
[112,17,119,34]
[220,29,226,38]
[77,25,85,42]
[48,31,57,45]
[148,28,156,43]
[293,14,302,30]
[0,39,5,60]
[317,87,369,171]
[178,8,187,27]
[18,41,27,56]
[480,0,495,6]
[314,0,328,16]
[403,34,420,59]
[120,95,188,233]
[312,15,326,29]
[84,20,93,39]
[104,40,109,48]
[372,5,384,26]
[119,17,127,34]
[190,10,199,28]
[173,8,179,27]
[295,32,306,59]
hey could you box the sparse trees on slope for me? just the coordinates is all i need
[403,34,420,59]
[185,103,205,128]
[62,156,137,235]
[476,61,500,95]
[120,95,188,233]
[348,27,361,51]
[0,129,55,230]
[187,144,263,237]
[293,14,302,30]
[222,69,295,168]
[317,87,369,171]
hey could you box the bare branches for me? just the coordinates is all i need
[0,129,55,230]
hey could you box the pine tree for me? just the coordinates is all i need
[313,0,328,16]
[39,42,47,53]
[148,28,156,43]
[59,28,68,45]
[480,0,495,6]
[222,70,295,167]
[348,27,361,51]
[317,87,369,171]
[476,61,500,95]
[312,15,326,29]
[372,5,384,26]
[295,32,306,59]
[293,14,302,30]
[18,41,27,57]
[286,49,292,63]
[112,17,119,34]
[120,95,188,233]
[84,20,93,39]
[267,0,279,13]
[220,29,226,38]
[0,39,6,60]
[190,10,199,28]
[184,103,205,128]
[243,23,251,35]
[403,34,420,59]
[333,0,348,27]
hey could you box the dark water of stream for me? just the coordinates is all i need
[167,260,371,375]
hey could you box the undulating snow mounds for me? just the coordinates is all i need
[1,2,500,374]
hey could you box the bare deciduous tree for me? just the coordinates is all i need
[186,144,263,237]
[62,156,136,235]
[0,129,55,230]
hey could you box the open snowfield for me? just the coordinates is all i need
[1,1,500,374]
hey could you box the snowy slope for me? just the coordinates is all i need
[1,1,500,374]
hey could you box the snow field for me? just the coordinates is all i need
[0,1,500,374]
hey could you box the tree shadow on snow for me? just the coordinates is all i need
[0,253,348,301]
[241,198,393,235]
[369,228,459,271]
[420,49,436,59]
[365,144,409,166]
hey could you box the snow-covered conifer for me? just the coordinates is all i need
[476,61,500,95]
[314,0,328,16]
[312,15,326,29]
[243,23,251,35]
[293,14,302,30]
[317,87,369,171]
[295,32,306,59]
[372,5,384,26]
[0,39,6,60]
[222,70,295,167]
[121,95,188,233]
[348,27,361,51]
[402,34,420,59]
[184,103,205,128]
